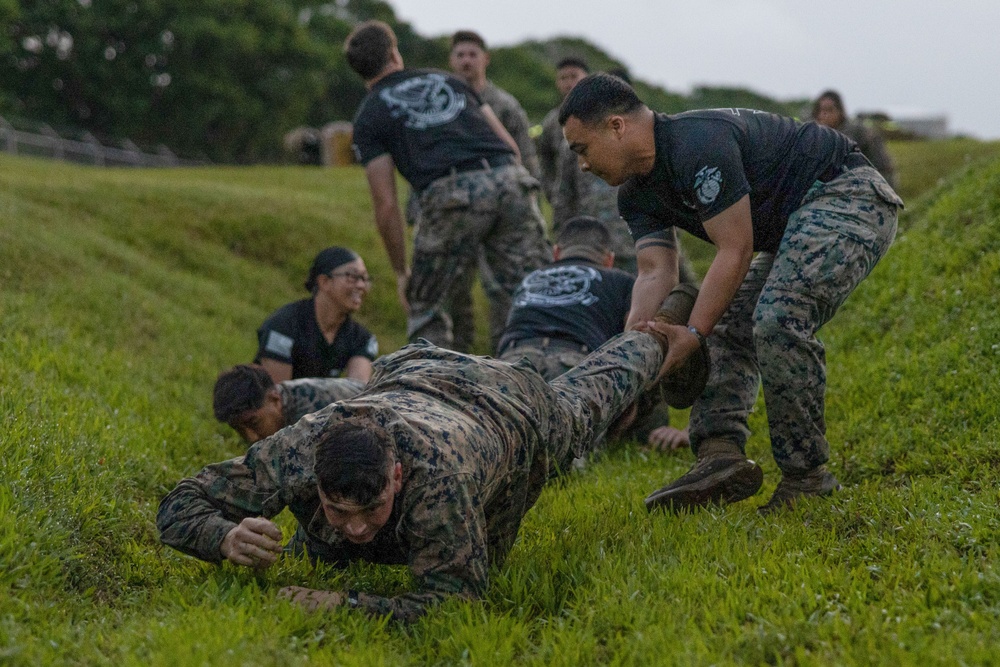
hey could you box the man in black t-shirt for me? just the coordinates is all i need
[560,74,903,513]
[344,21,551,352]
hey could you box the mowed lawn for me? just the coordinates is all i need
[1,138,999,665]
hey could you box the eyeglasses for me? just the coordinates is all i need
[328,271,372,286]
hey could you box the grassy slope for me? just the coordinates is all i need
[1,139,999,665]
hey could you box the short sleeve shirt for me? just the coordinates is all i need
[618,109,855,253]
[255,299,378,379]
[351,68,514,191]
[499,257,635,352]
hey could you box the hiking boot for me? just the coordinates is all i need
[757,465,842,515]
[644,443,763,512]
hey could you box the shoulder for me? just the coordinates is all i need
[260,299,312,330]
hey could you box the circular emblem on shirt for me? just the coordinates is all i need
[514,265,601,308]
[380,73,467,130]
[694,166,723,205]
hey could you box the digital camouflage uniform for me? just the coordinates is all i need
[480,81,540,181]
[157,332,665,622]
[836,120,897,189]
[537,108,564,205]
[409,164,550,350]
[689,165,901,473]
[278,377,365,426]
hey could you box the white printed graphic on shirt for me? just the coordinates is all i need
[694,166,723,205]
[264,330,294,359]
[380,73,467,130]
[514,265,602,308]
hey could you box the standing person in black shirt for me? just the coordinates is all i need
[344,21,551,351]
[560,74,903,513]
[256,247,378,384]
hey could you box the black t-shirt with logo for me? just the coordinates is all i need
[255,299,378,379]
[351,68,514,192]
[499,257,635,353]
[618,109,855,253]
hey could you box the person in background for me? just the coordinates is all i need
[344,21,550,352]
[255,246,377,384]
[537,57,590,205]
[212,364,364,443]
[813,89,897,188]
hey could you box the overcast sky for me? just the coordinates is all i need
[388,0,1000,139]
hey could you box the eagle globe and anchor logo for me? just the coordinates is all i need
[514,265,602,308]
[694,165,723,205]
[380,73,466,130]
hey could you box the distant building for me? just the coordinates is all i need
[891,116,949,140]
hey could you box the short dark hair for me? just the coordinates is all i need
[344,20,397,80]
[556,57,589,73]
[451,30,486,51]
[213,364,274,423]
[559,73,643,126]
[557,216,612,253]
[314,422,393,506]
[813,89,845,119]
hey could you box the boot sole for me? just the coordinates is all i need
[644,459,764,512]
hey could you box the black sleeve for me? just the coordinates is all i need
[351,102,389,166]
[344,321,379,361]
[672,124,750,222]
[255,312,297,365]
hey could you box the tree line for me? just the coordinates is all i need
[1,0,803,163]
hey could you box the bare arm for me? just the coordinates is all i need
[259,358,292,384]
[343,355,373,383]
[651,195,755,375]
[364,155,410,312]
[625,232,680,330]
[481,104,521,161]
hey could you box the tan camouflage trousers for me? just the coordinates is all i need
[689,165,901,473]
[410,164,551,350]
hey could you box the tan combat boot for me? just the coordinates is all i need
[644,438,763,512]
[757,465,842,515]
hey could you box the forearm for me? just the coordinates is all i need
[157,479,239,563]
[688,246,752,334]
[351,577,478,623]
[626,265,678,329]
[374,202,408,276]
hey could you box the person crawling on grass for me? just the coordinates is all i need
[156,286,708,623]
[212,364,364,444]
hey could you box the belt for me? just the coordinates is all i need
[499,336,590,356]
[817,151,872,182]
[449,154,516,176]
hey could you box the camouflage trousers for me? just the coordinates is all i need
[497,337,589,381]
[689,165,901,473]
[499,337,671,443]
[409,164,552,350]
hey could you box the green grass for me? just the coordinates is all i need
[2,138,1000,665]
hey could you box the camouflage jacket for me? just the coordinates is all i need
[278,377,365,426]
[838,120,897,189]
[157,342,582,623]
[480,81,540,181]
